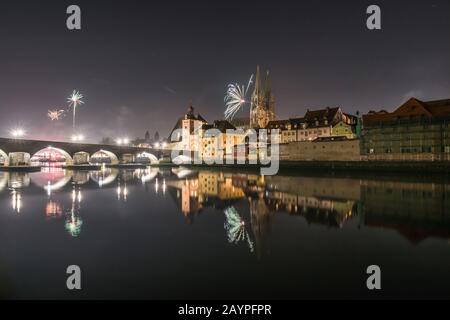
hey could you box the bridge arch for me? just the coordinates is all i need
[173,155,192,165]
[137,152,159,164]
[31,170,73,192]
[90,169,119,187]
[32,147,73,166]
[90,150,119,165]
[0,149,9,166]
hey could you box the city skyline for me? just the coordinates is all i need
[1,0,449,143]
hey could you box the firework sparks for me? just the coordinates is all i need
[224,75,253,120]
[224,206,254,252]
[48,110,65,121]
[67,90,84,129]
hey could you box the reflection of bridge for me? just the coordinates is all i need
[0,138,173,166]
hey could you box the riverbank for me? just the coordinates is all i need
[278,160,450,174]
[0,166,41,172]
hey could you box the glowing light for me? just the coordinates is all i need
[10,128,25,138]
[11,190,22,213]
[48,110,65,121]
[154,142,161,148]
[116,138,129,145]
[123,186,128,201]
[224,74,253,120]
[71,134,84,142]
[67,90,84,130]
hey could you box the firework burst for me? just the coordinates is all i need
[48,110,65,121]
[224,75,253,120]
[67,90,84,129]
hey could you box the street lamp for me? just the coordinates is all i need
[11,128,25,138]
[117,138,129,145]
[71,135,84,142]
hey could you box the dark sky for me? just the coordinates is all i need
[1,0,449,142]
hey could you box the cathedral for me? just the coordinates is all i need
[250,66,276,128]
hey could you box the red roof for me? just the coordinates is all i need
[363,97,450,124]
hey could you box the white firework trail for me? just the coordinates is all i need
[67,90,84,129]
[224,74,253,120]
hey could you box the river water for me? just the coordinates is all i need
[1,167,450,299]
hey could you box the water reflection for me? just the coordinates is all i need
[1,168,450,249]
[224,206,254,252]
[65,186,83,237]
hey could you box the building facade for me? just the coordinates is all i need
[169,105,207,152]
[199,120,246,162]
[361,98,450,161]
[267,107,358,144]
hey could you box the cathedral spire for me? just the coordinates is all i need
[264,70,271,106]
[254,65,261,104]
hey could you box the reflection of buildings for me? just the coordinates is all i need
[3,167,450,250]
[361,179,450,243]
[167,171,360,254]
[46,200,63,218]
[167,171,246,222]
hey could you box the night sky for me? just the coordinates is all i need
[1,0,449,142]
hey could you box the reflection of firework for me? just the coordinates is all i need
[224,207,254,252]
[224,75,253,120]
[67,90,84,129]
[48,110,65,121]
[65,211,83,237]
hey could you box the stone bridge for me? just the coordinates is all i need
[0,138,172,166]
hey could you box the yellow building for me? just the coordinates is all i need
[199,120,246,162]
[268,107,358,143]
